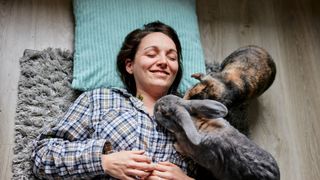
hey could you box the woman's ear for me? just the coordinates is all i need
[125,59,134,74]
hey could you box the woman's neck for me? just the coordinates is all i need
[136,89,166,116]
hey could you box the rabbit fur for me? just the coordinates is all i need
[184,45,276,135]
[184,45,276,107]
[154,95,280,180]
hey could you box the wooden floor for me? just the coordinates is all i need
[0,0,74,179]
[1,0,319,179]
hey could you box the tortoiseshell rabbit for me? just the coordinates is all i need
[184,45,276,108]
[183,45,276,134]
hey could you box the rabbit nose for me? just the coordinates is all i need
[155,101,166,111]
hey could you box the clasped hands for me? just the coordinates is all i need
[101,150,193,180]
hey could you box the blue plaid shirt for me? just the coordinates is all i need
[32,88,195,179]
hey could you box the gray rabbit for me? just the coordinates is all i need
[154,95,280,180]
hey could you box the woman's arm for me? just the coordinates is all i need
[32,92,107,179]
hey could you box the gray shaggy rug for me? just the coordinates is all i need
[12,48,81,179]
[12,48,249,179]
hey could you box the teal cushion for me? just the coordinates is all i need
[72,0,206,94]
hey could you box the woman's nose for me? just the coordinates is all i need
[156,53,168,67]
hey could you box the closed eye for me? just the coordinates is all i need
[167,51,177,61]
[167,56,177,61]
[147,54,156,58]
[146,52,157,58]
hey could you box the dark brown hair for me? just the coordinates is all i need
[116,21,183,95]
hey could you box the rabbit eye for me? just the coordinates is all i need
[163,110,172,116]
[189,93,204,100]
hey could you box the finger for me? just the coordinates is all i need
[132,154,152,163]
[125,169,152,179]
[127,161,155,172]
[153,163,171,172]
[153,162,189,180]
[125,176,136,180]
[146,175,166,180]
[158,161,175,167]
[150,170,171,179]
[119,174,136,180]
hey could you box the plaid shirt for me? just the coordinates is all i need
[32,88,195,179]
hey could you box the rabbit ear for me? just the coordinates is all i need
[191,73,205,81]
[186,99,228,119]
[191,73,215,82]
[175,106,202,145]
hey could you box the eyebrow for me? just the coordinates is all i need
[144,46,177,53]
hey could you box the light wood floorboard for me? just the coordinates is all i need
[0,145,13,180]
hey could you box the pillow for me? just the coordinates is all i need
[72,0,206,94]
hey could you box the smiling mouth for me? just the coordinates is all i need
[150,70,170,75]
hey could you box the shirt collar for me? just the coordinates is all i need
[110,87,146,111]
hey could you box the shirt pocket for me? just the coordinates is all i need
[98,108,138,151]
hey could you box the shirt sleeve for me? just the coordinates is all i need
[31,92,108,179]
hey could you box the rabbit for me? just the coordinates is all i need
[183,45,276,135]
[184,45,276,108]
[154,94,280,180]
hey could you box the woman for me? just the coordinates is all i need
[32,21,196,180]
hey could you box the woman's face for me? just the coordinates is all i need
[125,32,179,96]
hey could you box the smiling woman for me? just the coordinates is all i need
[32,21,196,180]
[124,32,179,114]
[117,21,183,97]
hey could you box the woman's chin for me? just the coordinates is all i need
[148,82,171,93]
